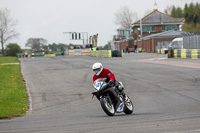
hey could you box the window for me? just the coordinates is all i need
[162,25,165,31]
[151,26,155,31]
[124,30,130,39]
[142,25,156,32]
[119,30,124,36]
[162,25,178,31]
[133,28,138,33]
[142,26,150,32]
[170,41,183,49]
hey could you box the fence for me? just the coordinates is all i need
[168,35,200,58]
[68,49,91,56]
[157,41,171,49]
[183,35,200,49]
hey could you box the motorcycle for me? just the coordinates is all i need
[92,78,134,116]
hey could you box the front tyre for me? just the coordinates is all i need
[123,95,134,114]
[100,97,115,116]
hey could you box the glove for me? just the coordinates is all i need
[108,80,114,86]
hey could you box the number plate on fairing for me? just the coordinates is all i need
[93,78,106,91]
[95,82,102,90]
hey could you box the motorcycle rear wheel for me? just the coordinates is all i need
[100,97,115,116]
[123,95,134,114]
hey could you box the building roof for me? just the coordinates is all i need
[132,10,184,26]
[136,30,191,41]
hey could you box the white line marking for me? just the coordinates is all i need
[149,57,168,61]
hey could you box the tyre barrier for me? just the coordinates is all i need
[168,49,200,59]
[44,54,56,57]
[91,50,112,58]
[157,49,168,54]
[157,49,161,54]
[112,50,123,57]
[64,51,69,55]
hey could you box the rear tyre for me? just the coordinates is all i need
[100,97,115,116]
[123,95,134,114]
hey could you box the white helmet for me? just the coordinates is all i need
[92,62,103,76]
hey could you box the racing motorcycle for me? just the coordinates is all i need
[92,78,134,116]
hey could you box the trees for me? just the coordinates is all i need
[5,43,21,56]
[48,43,57,51]
[47,43,67,52]
[170,2,200,25]
[193,3,200,25]
[114,6,138,28]
[183,2,200,33]
[171,6,183,18]
[184,4,189,22]
[176,7,183,18]
[25,38,47,50]
[0,8,19,56]
[188,3,195,23]
[41,45,48,53]
[165,2,200,33]
[57,43,67,51]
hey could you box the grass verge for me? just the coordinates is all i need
[0,57,20,64]
[0,57,28,119]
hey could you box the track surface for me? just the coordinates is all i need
[1,53,200,133]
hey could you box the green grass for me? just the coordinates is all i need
[0,57,28,119]
[0,57,20,63]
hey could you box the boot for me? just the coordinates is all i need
[121,90,126,97]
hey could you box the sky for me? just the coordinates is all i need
[0,0,199,49]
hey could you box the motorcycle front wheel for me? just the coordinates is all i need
[100,97,115,116]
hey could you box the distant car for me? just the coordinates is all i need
[168,38,183,50]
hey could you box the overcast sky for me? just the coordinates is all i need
[0,0,199,48]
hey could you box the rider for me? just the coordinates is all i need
[92,62,124,92]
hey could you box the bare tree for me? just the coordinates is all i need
[164,5,173,15]
[25,38,47,50]
[114,6,138,28]
[0,8,19,56]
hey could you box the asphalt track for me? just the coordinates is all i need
[1,53,200,133]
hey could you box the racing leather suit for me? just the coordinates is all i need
[93,68,115,83]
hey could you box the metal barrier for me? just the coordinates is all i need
[183,35,200,49]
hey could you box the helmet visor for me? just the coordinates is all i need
[93,68,100,74]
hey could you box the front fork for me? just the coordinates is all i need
[105,89,121,111]
[93,87,121,111]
